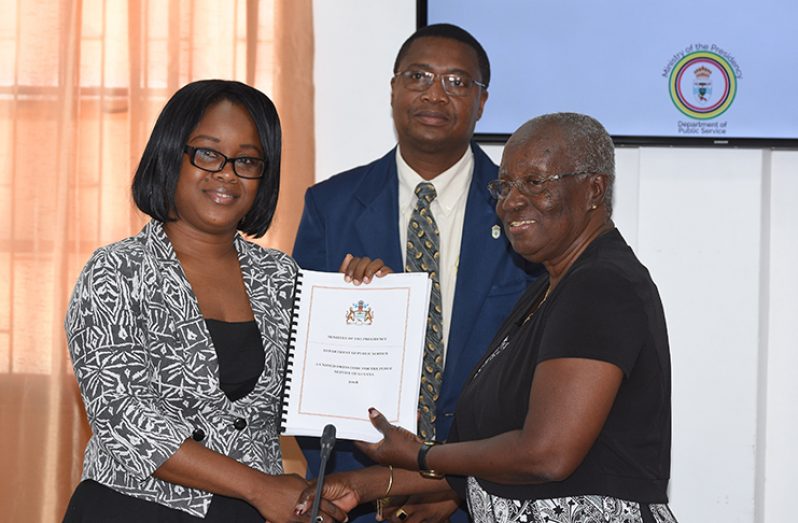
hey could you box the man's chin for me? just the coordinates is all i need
[403,131,461,153]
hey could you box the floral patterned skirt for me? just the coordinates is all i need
[466,477,678,523]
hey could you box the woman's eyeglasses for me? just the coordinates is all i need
[487,172,591,199]
[183,146,265,179]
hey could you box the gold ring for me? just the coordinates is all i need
[395,508,408,521]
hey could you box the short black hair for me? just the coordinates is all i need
[393,23,490,88]
[132,79,281,238]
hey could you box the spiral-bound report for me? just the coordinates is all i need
[280,269,431,442]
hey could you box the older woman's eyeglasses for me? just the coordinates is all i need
[183,146,265,179]
[487,172,591,199]
[393,70,486,97]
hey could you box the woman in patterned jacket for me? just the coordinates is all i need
[63,80,345,523]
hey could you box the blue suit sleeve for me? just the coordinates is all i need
[293,188,326,271]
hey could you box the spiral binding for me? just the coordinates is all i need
[279,270,303,433]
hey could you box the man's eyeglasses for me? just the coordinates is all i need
[183,146,265,179]
[393,70,486,97]
[487,172,592,199]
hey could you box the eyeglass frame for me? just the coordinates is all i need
[183,145,266,180]
[487,171,593,200]
[393,69,487,97]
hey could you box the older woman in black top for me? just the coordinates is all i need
[299,113,679,523]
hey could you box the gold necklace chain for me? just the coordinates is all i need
[522,284,551,325]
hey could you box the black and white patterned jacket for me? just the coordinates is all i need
[65,220,297,517]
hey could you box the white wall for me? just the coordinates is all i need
[313,2,798,521]
[313,1,414,176]
[760,151,798,523]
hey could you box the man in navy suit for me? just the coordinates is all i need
[293,24,539,522]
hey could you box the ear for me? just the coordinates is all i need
[587,173,609,210]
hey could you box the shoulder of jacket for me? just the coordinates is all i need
[308,149,395,196]
[238,238,298,273]
[86,234,149,269]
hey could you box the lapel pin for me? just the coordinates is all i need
[491,224,501,239]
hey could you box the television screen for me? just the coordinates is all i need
[420,0,798,147]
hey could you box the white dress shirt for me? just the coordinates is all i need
[397,146,473,364]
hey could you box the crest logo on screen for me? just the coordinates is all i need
[669,51,737,120]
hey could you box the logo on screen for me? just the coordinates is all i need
[670,51,737,119]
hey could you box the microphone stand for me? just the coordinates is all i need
[309,424,336,523]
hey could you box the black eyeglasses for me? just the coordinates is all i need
[183,146,265,179]
[393,70,486,97]
[487,172,592,199]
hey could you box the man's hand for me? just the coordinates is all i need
[339,254,394,285]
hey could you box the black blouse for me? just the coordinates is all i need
[205,319,264,402]
[447,229,672,503]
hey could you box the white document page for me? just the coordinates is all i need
[282,270,431,442]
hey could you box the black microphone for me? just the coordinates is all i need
[309,424,337,523]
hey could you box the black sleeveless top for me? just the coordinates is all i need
[205,319,264,401]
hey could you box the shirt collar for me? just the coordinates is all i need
[396,146,474,215]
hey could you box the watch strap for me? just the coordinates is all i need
[417,441,444,479]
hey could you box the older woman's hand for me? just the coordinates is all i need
[295,467,396,519]
[339,254,393,285]
[355,408,423,470]
[249,473,347,523]
[294,471,361,519]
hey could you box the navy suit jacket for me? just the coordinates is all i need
[292,144,539,516]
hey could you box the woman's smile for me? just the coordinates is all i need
[507,218,537,230]
[204,186,239,205]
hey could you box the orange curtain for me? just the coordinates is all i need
[0,1,313,521]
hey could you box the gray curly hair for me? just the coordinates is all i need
[513,112,616,215]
